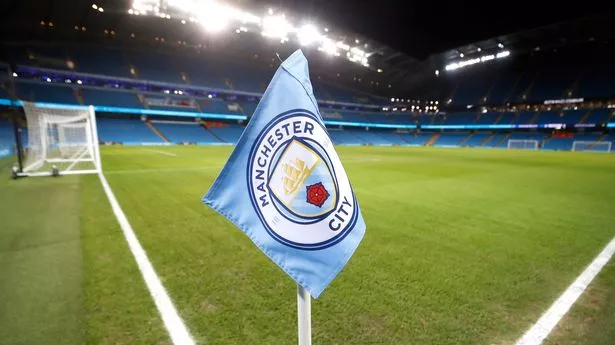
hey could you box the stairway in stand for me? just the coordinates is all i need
[479,133,495,147]
[145,121,169,142]
[426,133,440,146]
[493,133,511,147]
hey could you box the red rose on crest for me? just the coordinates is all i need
[306,182,330,208]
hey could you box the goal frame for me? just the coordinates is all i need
[507,139,539,150]
[16,104,102,177]
[571,141,612,153]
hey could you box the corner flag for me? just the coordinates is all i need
[203,50,366,298]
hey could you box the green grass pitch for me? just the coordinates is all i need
[1,146,614,344]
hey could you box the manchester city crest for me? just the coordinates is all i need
[247,109,359,250]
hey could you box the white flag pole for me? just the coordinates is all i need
[297,284,312,345]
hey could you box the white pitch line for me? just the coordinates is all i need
[145,148,178,157]
[515,236,615,345]
[97,172,195,345]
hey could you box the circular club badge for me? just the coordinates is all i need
[247,109,359,250]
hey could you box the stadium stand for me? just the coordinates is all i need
[81,88,143,108]
[0,117,15,156]
[207,124,244,143]
[16,82,77,104]
[433,132,469,147]
[97,117,164,145]
[153,122,220,144]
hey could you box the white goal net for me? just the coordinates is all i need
[20,102,101,176]
[572,141,612,152]
[507,139,539,150]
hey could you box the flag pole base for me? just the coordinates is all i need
[297,284,312,345]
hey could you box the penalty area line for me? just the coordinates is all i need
[97,171,195,345]
[515,235,615,345]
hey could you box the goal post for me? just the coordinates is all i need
[572,141,612,152]
[507,139,539,150]
[18,102,101,177]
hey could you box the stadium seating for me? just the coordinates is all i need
[96,117,164,144]
[403,132,434,146]
[584,109,611,124]
[153,122,220,144]
[207,124,245,143]
[81,88,143,108]
[462,133,493,147]
[347,129,395,145]
[0,117,15,157]
[433,132,468,147]
[328,130,365,145]
[72,47,133,78]
[16,82,78,104]
[127,51,183,84]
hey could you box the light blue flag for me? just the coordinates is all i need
[203,50,366,298]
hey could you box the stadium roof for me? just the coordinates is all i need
[1,0,615,97]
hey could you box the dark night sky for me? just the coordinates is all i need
[259,0,615,59]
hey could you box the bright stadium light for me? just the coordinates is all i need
[377,68,383,73]
[459,53,464,58]
[336,42,350,51]
[92,4,98,10]
[12,72,17,77]
[319,37,338,55]
[77,79,82,85]
[262,14,292,40]
[496,50,510,58]
[297,24,321,46]
[498,42,504,48]
[45,77,51,82]
[98,7,104,12]
[197,3,233,32]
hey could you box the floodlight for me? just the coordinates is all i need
[498,43,504,48]
[319,38,338,55]
[92,4,98,10]
[198,4,231,32]
[459,53,464,58]
[77,80,82,85]
[46,77,52,82]
[12,72,17,77]
[377,68,383,73]
[496,50,510,58]
[336,42,350,51]
[390,98,395,102]
[262,15,292,39]
[98,7,104,12]
[297,24,321,46]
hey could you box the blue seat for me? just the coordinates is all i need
[81,88,142,108]
[16,82,77,104]
[154,123,220,144]
[96,117,163,144]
